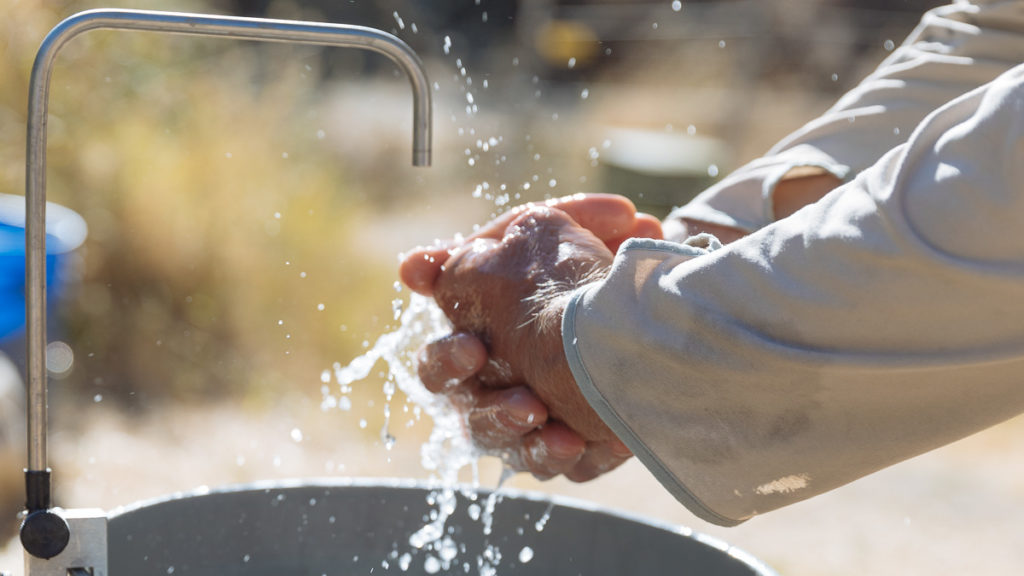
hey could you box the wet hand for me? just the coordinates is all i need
[401,195,658,481]
[416,332,608,479]
[425,206,635,481]
[400,193,661,296]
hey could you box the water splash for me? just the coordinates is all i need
[534,502,555,532]
[328,294,481,553]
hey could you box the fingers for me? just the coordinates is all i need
[399,194,639,296]
[468,193,637,244]
[547,194,637,242]
[466,387,549,449]
[417,332,488,392]
[418,333,548,449]
[633,212,665,239]
[417,332,629,483]
[399,242,454,296]
[606,212,664,253]
[565,439,633,483]
[518,422,587,480]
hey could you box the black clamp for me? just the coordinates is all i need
[20,469,70,559]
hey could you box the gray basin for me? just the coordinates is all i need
[102,479,776,575]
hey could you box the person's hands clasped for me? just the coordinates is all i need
[401,194,661,481]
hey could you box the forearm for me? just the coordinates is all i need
[665,172,843,244]
[566,64,1024,525]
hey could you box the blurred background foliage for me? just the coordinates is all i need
[0,0,945,410]
[1,0,439,411]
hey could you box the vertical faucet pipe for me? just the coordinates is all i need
[25,8,431,497]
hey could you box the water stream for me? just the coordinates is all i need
[325,291,522,573]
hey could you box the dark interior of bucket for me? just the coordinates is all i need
[106,483,769,575]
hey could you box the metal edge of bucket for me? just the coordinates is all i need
[104,477,779,576]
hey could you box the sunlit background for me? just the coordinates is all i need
[4,1,1024,574]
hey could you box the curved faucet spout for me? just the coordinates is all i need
[24,9,432,489]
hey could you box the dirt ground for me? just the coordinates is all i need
[3,396,1024,576]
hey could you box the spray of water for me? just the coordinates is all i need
[326,292,486,548]
[326,289,550,574]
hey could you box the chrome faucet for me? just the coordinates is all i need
[20,9,432,562]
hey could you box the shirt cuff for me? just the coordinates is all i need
[561,238,742,527]
[668,146,850,233]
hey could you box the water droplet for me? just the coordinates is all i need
[443,36,452,55]
[359,419,368,429]
[93,394,103,403]
[439,537,458,561]
[884,39,895,51]
[548,179,557,188]
[580,88,589,99]
[652,22,658,29]
[392,11,405,30]
[718,39,726,48]
[46,341,74,375]
[424,555,441,574]
[399,553,412,571]
[672,0,682,11]
[707,164,720,177]
[290,428,303,443]
[243,554,250,563]
[316,129,326,139]
[518,546,534,563]
[567,57,576,69]
[535,502,555,531]
[831,73,839,82]
[688,124,697,135]
[317,303,326,311]
[893,127,901,135]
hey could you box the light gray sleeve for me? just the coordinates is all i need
[564,64,1024,526]
[671,0,1024,233]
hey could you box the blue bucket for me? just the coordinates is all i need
[0,194,87,342]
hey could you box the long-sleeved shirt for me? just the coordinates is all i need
[562,0,1024,526]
